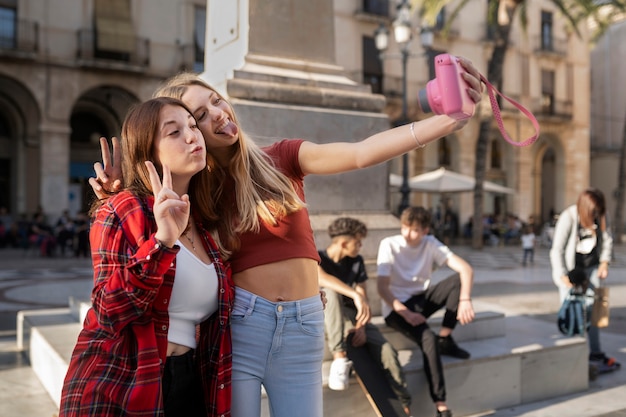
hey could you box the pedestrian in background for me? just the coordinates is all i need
[520,224,536,266]
[549,188,620,370]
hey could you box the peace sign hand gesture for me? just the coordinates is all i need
[89,137,123,200]
[146,161,190,248]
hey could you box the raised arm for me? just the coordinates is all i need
[298,57,483,175]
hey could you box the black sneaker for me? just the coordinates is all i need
[437,335,470,359]
[436,409,453,417]
[589,352,621,368]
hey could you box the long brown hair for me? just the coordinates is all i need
[154,73,305,251]
[577,188,607,231]
[91,97,225,253]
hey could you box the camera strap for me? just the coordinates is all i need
[480,75,540,147]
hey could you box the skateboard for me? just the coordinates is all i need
[346,335,407,417]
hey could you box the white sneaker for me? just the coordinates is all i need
[328,357,352,391]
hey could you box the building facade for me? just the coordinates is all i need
[0,0,593,238]
[334,0,592,233]
[0,0,207,224]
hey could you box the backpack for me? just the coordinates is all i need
[557,287,593,336]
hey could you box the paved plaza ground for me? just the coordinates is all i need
[1,243,626,416]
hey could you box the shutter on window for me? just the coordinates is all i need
[94,0,135,54]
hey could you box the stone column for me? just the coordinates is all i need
[205,0,399,257]
[39,122,71,223]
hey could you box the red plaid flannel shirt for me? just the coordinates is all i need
[59,191,233,416]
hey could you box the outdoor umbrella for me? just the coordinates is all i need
[389,167,515,194]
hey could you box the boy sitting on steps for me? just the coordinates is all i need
[318,217,412,416]
[377,206,475,417]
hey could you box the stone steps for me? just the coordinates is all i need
[280,310,589,417]
[18,297,589,416]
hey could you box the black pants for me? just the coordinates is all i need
[384,274,462,403]
[163,349,204,417]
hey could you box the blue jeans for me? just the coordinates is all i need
[230,287,325,417]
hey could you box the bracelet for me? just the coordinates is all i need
[410,122,425,149]
[459,298,472,302]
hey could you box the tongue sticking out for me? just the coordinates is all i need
[220,121,239,137]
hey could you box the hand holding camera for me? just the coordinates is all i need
[419,53,540,146]
[418,54,476,121]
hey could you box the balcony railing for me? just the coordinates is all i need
[76,28,149,69]
[362,0,389,17]
[530,97,572,119]
[0,16,38,54]
[498,96,572,120]
[533,35,567,56]
[177,43,204,73]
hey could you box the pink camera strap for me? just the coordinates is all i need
[480,75,540,147]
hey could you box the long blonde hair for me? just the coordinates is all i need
[154,73,305,250]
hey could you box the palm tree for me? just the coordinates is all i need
[413,0,625,248]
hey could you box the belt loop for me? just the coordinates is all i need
[246,292,257,316]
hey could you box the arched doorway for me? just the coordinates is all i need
[541,147,557,223]
[534,134,565,227]
[0,76,41,218]
[69,86,138,214]
[0,113,11,212]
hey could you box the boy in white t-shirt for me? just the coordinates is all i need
[377,206,475,417]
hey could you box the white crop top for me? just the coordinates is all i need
[167,240,219,349]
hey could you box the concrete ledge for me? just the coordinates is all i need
[319,314,589,417]
[399,315,588,417]
[23,303,589,417]
[16,308,74,351]
[30,323,82,409]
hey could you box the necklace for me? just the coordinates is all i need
[184,228,197,252]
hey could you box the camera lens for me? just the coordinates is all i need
[418,88,432,113]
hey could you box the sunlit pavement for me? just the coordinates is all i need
[2,244,626,416]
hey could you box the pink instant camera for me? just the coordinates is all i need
[418,54,475,121]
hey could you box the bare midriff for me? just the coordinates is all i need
[233,257,320,302]
[167,342,191,357]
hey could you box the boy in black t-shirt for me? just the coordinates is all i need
[318,217,412,415]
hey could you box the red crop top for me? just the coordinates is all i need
[229,139,321,274]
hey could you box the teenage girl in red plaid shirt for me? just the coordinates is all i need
[60,97,233,417]
[91,58,483,417]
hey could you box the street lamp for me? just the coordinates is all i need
[375,0,432,215]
